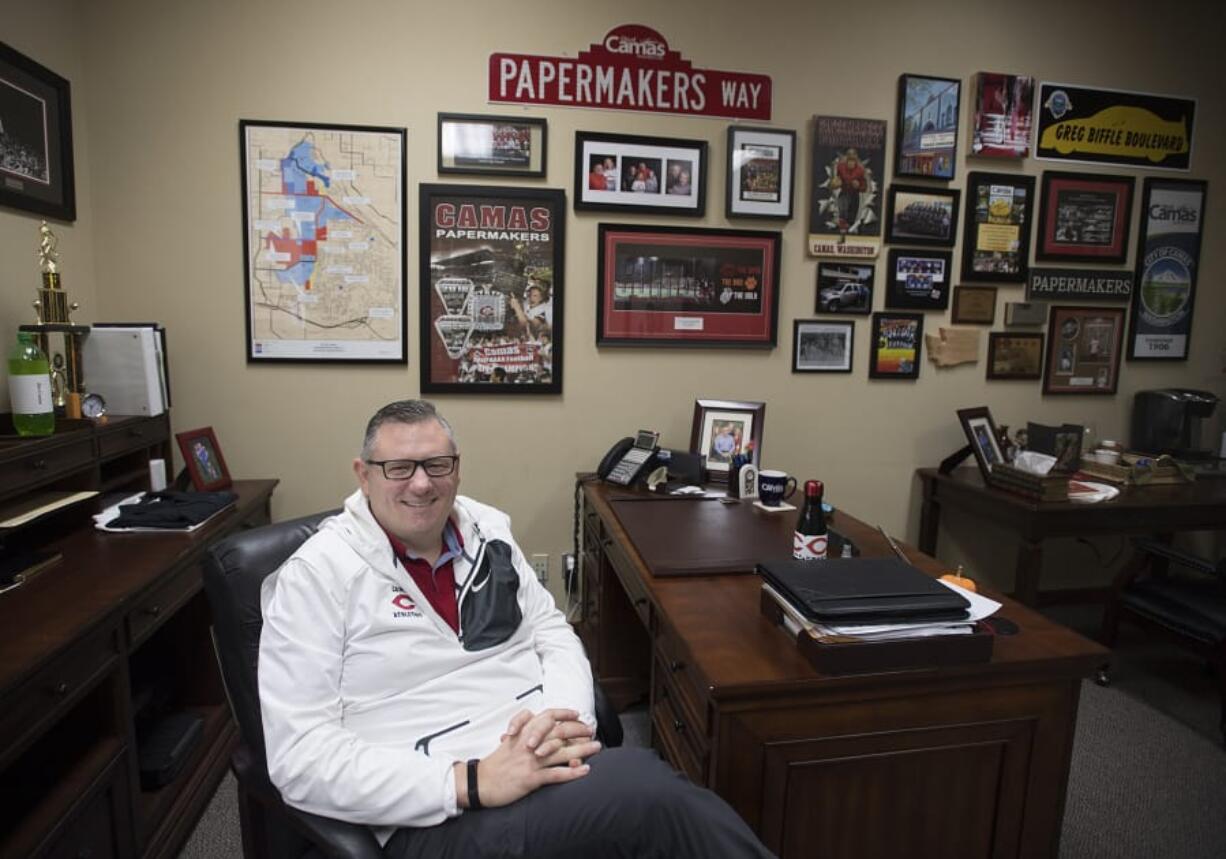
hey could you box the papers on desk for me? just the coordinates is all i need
[763,578,1000,643]
[0,490,99,529]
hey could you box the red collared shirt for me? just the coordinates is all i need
[384,522,464,634]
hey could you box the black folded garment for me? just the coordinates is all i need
[107,491,238,530]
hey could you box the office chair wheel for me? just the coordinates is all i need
[1094,666,1111,687]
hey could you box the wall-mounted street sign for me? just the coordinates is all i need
[1035,82,1195,171]
[489,24,772,120]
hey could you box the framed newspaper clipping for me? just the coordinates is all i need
[419,185,564,393]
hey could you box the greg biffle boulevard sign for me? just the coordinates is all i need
[1027,268,1134,302]
[489,24,772,120]
[1036,82,1195,171]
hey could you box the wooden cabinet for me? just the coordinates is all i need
[578,481,1106,859]
[0,421,277,858]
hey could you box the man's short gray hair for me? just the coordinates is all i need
[361,400,457,459]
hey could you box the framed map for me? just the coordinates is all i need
[241,120,407,363]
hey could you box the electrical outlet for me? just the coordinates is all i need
[530,553,549,583]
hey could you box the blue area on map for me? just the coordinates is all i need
[274,260,317,287]
[281,139,331,193]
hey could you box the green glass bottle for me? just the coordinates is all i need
[8,332,55,436]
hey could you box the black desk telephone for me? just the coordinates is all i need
[597,430,660,485]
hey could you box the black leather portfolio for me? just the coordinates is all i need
[757,557,970,624]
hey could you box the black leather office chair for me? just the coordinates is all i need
[203,510,622,859]
[1099,538,1226,745]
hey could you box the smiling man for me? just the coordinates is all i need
[258,399,775,857]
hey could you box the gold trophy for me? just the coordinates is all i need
[23,221,89,419]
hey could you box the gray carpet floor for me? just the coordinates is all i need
[180,610,1225,857]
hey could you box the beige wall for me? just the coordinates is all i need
[3,0,1224,596]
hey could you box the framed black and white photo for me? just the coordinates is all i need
[1036,171,1134,264]
[895,73,961,180]
[961,171,1035,283]
[793,320,853,373]
[885,249,952,310]
[575,131,706,216]
[726,126,795,220]
[438,113,546,177]
[0,42,75,220]
[885,184,960,246]
[816,261,873,314]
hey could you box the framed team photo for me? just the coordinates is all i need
[1042,304,1125,395]
[895,74,961,180]
[793,320,854,373]
[986,332,1044,380]
[885,249,952,310]
[0,42,76,221]
[885,184,961,246]
[596,224,780,348]
[1036,171,1134,263]
[437,113,546,177]
[726,126,795,220]
[419,184,564,394]
[869,312,924,379]
[574,131,707,217]
[816,261,873,314]
[961,171,1035,283]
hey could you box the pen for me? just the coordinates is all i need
[877,525,909,563]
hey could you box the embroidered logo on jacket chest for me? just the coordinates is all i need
[390,585,424,619]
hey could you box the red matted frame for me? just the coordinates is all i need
[596,224,780,347]
[175,426,233,491]
[1035,171,1134,264]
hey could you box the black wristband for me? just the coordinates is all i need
[466,758,482,810]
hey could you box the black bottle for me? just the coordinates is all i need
[793,480,828,560]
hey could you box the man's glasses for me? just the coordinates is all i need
[364,455,459,480]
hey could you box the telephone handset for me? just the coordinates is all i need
[597,430,660,485]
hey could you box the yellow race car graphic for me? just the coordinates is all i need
[1040,106,1188,163]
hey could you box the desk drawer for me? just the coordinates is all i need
[128,562,200,648]
[98,415,168,461]
[0,436,95,496]
[651,658,708,785]
[0,627,118,759]
[654,623,708,734]
[603,536,651,629]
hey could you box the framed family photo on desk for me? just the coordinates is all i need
[690,399,764,482]
[176,426,232,491]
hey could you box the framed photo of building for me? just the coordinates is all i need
[1127,177,1207,361]
[895,74,961,180]
[951,286,997,324]
[419,184,564,394]
[437,113,546,177]
[241,119,407,363]
[1036,171,1134,263]
[0,42,75,220]
[726,126,795,220]
[961,172,1035,283]
[968,72,1034,159]
[885,249,952,310]
[793,320,854,373]
[885,185,960,246]
[956,407,1005,480]
[1042,305,1125,395]
[690,399,765,482]
[574,131,707,216]
[869,312,924,379]
[986,332,1044,379]
[596,224,780,348]
[816,262,873,314]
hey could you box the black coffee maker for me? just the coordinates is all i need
[1130,389,1220,459]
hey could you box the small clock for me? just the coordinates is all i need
[81,392,108,419]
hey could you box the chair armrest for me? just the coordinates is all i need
[1133,538,1223,579]
[593,680,623,748]
[231,745,383,859]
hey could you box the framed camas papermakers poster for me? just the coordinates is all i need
[596,224,780,347]
[1127,177,1207,361]
[961,172,1035,283]
[437,113,546,177]
[726,126,795,220]
[0,42,75,221]
[574,131,707,216]
[419,185,564,394]
[1043,305,1124,395]
[1036,171,1133,263]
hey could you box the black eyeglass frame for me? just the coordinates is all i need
[364,455,460,480]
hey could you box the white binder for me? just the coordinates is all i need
[81,326,167,416]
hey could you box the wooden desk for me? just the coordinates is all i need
[0,479,277,859]
[917,467,1226,607]
[577,480,1105,859]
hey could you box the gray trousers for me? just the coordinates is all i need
[385,747,776,859]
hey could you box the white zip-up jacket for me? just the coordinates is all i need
[258,489,595,843]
